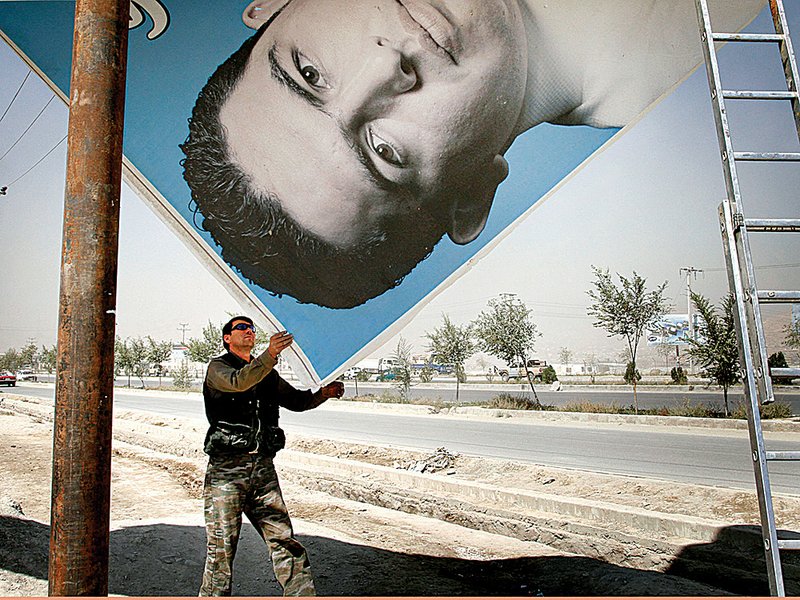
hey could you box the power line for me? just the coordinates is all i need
[698,263,800,273]
[0,95,55,163]
[4,133,67,189]
[0,70,30,126]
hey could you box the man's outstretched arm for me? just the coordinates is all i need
[278,379,344,412]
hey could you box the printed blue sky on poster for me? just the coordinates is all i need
[0,1,764,382]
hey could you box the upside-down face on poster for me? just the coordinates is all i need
[0,0,764,385]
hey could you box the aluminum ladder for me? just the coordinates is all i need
[694,0,800,595]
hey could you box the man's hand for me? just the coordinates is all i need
[320,381,344,399]
[268,331,293,359]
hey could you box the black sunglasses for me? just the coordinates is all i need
[231,323,256,332]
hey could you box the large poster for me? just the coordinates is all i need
[0,0,764,384]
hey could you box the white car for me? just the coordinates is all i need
[16,369,37,382]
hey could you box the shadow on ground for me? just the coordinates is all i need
[0,515,735,596]
[667,524,800,596]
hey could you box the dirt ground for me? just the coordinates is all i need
[1,391,797,596]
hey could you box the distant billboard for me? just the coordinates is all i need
[647,314,704,346]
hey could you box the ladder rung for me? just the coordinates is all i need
[712,32,785,43]
[766,451,800,461]
[757,290,800,303]
[778,540,800,550]
[734,152,800,161]
[723,90,799,100]
[745,219,800,232]
[771,367,800,377]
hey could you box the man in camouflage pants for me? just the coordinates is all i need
[199,316,344,596]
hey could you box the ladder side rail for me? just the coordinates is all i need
[695,0,745,208]
[769,0,800,137]
[738,224,778,407]
[696,0,775,408]
[719,200,785,596]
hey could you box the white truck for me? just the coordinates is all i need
[348,357,403,380]
[498,359,550,382]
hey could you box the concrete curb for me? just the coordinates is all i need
[321,399,800,433]
[277,449,730,545]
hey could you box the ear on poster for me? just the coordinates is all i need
[242,0,291,29]
[446,154,509,245]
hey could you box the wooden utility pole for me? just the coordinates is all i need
[49,0,129,594]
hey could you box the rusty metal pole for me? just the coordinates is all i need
[48,0,129,595]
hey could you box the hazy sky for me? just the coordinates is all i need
[1,4,799,369]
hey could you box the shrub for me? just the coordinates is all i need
[541,365,558,384]
[769,351,796,385]
[485,393,554,411]
[418,366,434,383]
[731,401,793,420]
[172,363,193,390]
[624,361,641,385]
[670,366,688,385]
[664,399,723,418]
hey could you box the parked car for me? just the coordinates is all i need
[16,369,37,382]
[341,367,361,379]
[368,371,396,382]
[498,359,550,382]
[0,371,16,387]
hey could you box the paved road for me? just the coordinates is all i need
[29,374,800,413]
[9,383,800,495]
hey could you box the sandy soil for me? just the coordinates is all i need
[1,391,796,596]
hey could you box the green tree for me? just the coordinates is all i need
[473,356,496,383]
[127,337,151,387]
[114,336,130,386]
[390,337,413,401]
[558,347,573,373]
[39,344,57,374]
[147,336,173,387]
[114,337,134,386]
[687,292,739,416]
[582,353,598,383]
[472,294,540,401]
[172,361,193,390]
[186,321,223,364]
[19,340,38,368]
[426,314,476,402]
[253,325,270,355]
[587,267,668,413]
[657,342,676,369]
[0,349,23,373]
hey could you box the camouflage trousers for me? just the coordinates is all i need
[199,453,316,596]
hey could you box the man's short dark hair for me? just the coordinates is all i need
[180,22,448,309]
[222,315,253,352]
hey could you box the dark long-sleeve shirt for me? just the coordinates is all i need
[203,350,324,455]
